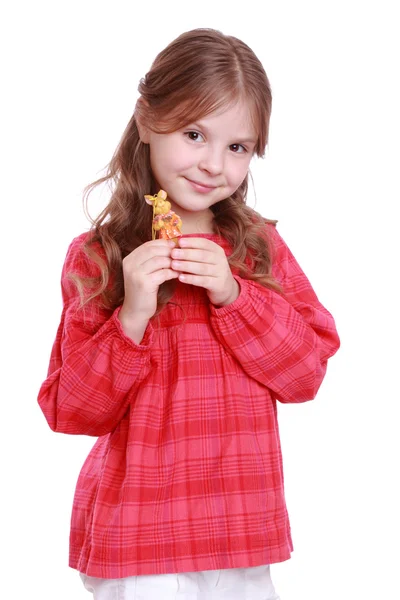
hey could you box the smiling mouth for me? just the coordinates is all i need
[185,178,218,190]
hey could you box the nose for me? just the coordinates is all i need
[198,146,224,176]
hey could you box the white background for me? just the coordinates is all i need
[1,1,399,598]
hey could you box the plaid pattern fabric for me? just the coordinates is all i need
[38,225,340,578]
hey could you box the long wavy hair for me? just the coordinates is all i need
[75,28,280,312]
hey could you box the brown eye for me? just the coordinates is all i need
[185,131,205,142]
[230,144,246,153]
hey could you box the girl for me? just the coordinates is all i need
[38,28,340,600]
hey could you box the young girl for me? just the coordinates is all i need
[38,28,340,600]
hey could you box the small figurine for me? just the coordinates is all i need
[144,189,182,243]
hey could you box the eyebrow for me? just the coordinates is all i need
[190,121,257,146]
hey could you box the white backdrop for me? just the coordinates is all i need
[2,1,399,599]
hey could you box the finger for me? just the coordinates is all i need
[171,259,215,277]
[178,237,223,252]
[151,268,179,286]
[177,273,213,288]
[138,240,176,257]
[139,239,175,252]
[147,239,177,248]
[125,241,174,267]
[140,255,173,275]
[170,247,219,264]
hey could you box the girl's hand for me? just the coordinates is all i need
[118,240,178,339]
[171,237,239,306]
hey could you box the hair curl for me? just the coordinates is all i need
[74,28,280,312]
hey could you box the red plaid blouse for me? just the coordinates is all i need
[38,225,340,578]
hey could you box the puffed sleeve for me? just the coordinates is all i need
[209,225,340,403]
[37,234,154,436]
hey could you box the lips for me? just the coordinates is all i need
[185,178,218,193]
[188,179,216,188]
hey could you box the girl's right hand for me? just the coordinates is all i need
[118,239,178,342]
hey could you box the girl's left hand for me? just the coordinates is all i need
[170,237,240,306]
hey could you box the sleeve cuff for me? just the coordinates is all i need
[109,306,154,350]
[209,277,253,318]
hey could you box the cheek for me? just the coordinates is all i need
[151,143,191,175]
[226,159,250,187]
[172,146,194,170]
[150,148,172,182]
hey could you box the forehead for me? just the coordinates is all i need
[195,100,257,139]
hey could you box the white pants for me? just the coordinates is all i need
[80,564,280,599]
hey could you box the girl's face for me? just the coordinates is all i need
[143,100,257,233]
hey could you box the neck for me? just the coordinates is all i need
[175,207,215,235]
[181,215,215,235]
